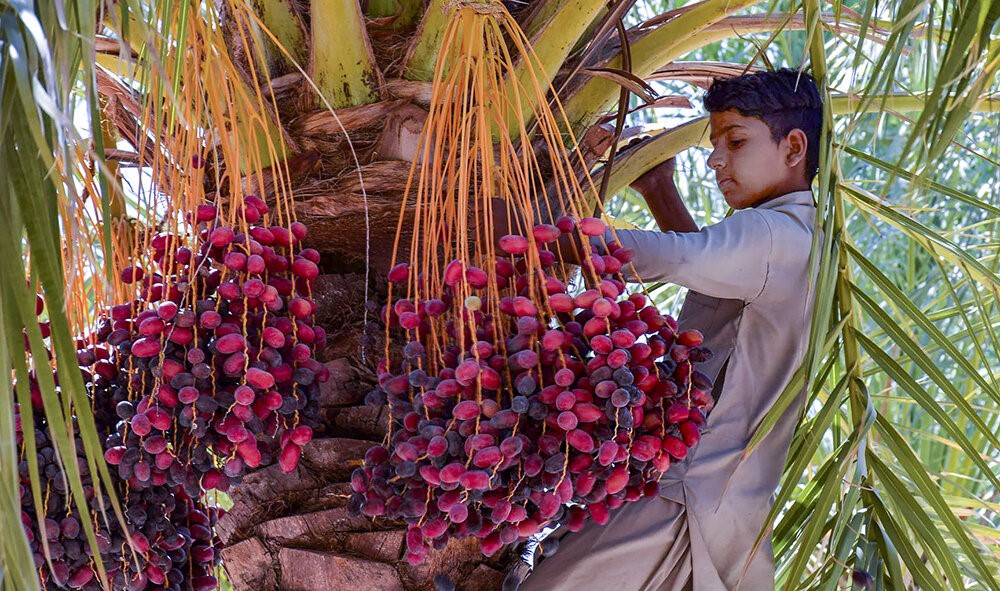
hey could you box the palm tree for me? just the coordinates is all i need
[2,0,998,590]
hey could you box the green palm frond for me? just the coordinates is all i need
[2,1,126,587]
[783,0,999,584]
[2,0,292,588]
[608,0,999,587]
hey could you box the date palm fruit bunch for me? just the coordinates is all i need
[348,1,715,564]
[15,413,223,591]
[90,195,327,495]
[14,195,326,590]
[15,407,223,591]
[14,8,328,587]
[14,292,222,591]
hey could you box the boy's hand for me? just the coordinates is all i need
[629,157,677,196]
[626,156,697,233]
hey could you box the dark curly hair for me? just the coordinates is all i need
[703,68,823,182]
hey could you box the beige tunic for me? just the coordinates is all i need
[519,190,817,591]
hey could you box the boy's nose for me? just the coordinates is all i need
[707,153,725,169]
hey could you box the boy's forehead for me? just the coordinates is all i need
[709,111,764,140]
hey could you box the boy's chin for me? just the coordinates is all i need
[722,186,771,209]
[723,192,756,209]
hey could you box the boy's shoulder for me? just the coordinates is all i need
[749,190,816,234]
[755,190,815,211]
[704,192,814,238]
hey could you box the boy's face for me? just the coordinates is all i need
[707,110,808,208]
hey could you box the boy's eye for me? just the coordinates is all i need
[729,139,744,148]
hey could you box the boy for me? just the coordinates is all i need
[517,68,823,591]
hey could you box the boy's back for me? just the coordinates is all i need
[658,190,817,588]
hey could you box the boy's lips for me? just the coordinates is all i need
[717,177,734,189]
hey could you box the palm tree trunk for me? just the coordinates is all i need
[210,68,614,585]
[217,274,514,590]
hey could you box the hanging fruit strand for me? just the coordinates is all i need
[364,0,716,565]
[15,2,329,589]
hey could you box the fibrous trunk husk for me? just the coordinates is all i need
[218,276,516,591]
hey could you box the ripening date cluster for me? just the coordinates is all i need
[15,405,223,591]
[14,289,222,591]
[16,410,112,591]
[91,196,327,494]
[15,198,328,590]
[352,215,715,564]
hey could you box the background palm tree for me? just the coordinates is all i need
[1,0,997,590]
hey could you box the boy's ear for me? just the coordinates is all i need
[784,129,808,169]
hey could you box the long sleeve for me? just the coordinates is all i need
[609,209,773,301]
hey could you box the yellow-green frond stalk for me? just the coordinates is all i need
[402,0,453,81]
[311,0,384,108]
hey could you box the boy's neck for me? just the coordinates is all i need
[751,181,812,208]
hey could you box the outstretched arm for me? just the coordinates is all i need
[612,157,776,301]
[493,134,698,264]
[548,158,698,265]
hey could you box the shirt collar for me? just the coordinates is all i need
[755,190,815,210]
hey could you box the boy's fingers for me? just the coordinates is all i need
[629,157,677,192]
